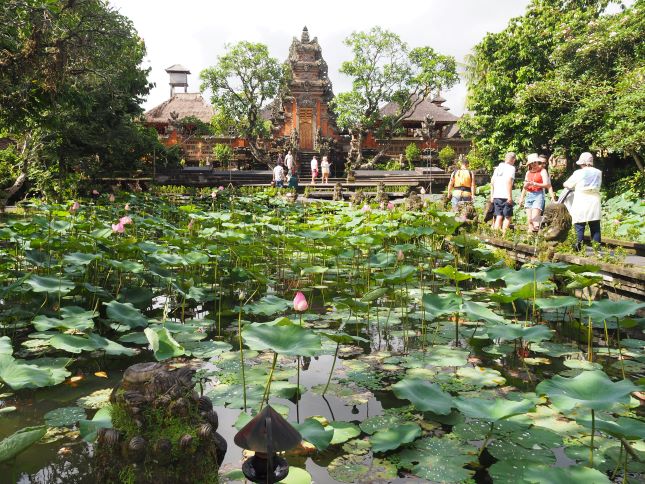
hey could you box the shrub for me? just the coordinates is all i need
[438,146,456,170]
[213,144,234,168]
[405,143,421,169]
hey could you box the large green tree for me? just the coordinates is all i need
[459,0,612,170]
[0,0,155,205]
[331,27,458,168]
[200,41,289,166]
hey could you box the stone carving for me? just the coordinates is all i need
[333,182,344,201]
[455,201,478,224]
[350,190,366,206]
[405,189,424,211]
[375,181,389,207]
[541,203,572,242]
[96,362,226,484]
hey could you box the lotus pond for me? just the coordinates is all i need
[0,191,643,483]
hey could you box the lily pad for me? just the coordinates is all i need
[244,295,291,316]
[292,418,333,450]
[454,397,535,422]
[359,414,407,435]
[397,436,476,482]
[523,464,610,483]
[144,327,185,361]
[104,300,148,330]
[278,467,312,484]
[243,318,321,357]
[25,275,75,295]
[391,378,453,414]
[370,422,421,453]
[456,366,506,387]
[328,421,361,445]
[327,454,397,483]
[44,406,86,427]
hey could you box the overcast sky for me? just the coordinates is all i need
[107,0,628,116]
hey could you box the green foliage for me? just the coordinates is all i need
[213,143,234,168]
[437,145,456,170]
[200,41,287,163]
[463,0,644,173]
[404,143,421,168]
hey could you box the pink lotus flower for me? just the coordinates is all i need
[397,250,405,262]
[293,291,309,312]
[218,186,224,191]
[124,203,130,211]
[108,194,115,202]
[111,222,125,234]
[187,219,194,230]
[69,201,80,213]
[92,190,99,196]
[119,216,132,225]
[361,204,371,213]
[387,202,394,210]
[211,190,217,199]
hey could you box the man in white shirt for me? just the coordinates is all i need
[273,162,285,188]
[490,152,516,234]
[285,151,294,175]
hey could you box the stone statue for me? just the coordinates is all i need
[405,188,424,211]
[375,181,389,207]
[332,182,344,201]
[95,362,226,484]
[541,203,572,242]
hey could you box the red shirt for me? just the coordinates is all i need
[526,170,544,192]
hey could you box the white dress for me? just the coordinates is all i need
[563,167,602,223]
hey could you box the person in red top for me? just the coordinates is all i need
[518,153,555,233]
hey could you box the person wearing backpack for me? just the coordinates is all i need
[446,155,476,210]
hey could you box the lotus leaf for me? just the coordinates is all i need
[0,336,12,355]
[183,340,231,358]
[421,293,461,319]
[582,299,644,321]
[328,421,361,445]
[278,467,312,484]
[44,406,86,427]
[454,397,535,421]
[536,370,638,411]
[370,422,421,453]
[576,415,645,440]
[104,300,148,330]
[310,382,373,405]
[534,296,579,310]
[242,318,321,357]
[292,418,334,450]
[391,378,453,414]
[359,414,407,435]
[433,265,472,282]
[360,287,389,302]
[486,323,553,343]
[243,295,292,316]
[327,454,397,483]
[382,265,416,283]
[79,405,112,442]
[50,334,100,354]
[0,425,46,463]
[523,464,610,483]
[456,366,506,387]
[25,275,75,295]
[397,436,476,482]
[0,355,70,390]
[418,346,470,367]
[63,252,100,266]
[77,389,112,409]
[144,327,185,361]
[461,300,506,324]
[88,334,137,356]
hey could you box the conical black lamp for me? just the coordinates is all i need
[234,405,302,483]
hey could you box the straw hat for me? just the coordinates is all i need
[525,153,540,166]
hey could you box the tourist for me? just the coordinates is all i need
[310,156,319,185]
[277,153,284,166]
[446,155,476,210]
[273,162,285,188]
[539,155,557,202]
[321,155,331,184]
[563,152,602,251]
[490,152,516,234]
[518,153,554,234]
[285,150,294,175]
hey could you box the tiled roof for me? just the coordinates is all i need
[144,93,214,124]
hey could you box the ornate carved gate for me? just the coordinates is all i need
[299,108,313,150]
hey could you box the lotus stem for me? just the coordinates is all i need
[615,317,625,379]
[322,342,340,396]
[478,421,495,457]
[261,352,278,408]
[590,409,595,467]
[237,304,247,411]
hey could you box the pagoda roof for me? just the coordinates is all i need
[144,93,214,125]
[165,64,191,73]
[380,94,459,123]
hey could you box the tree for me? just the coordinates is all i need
[0,0,155,205]
[331,27,458,168]
[213,144,234,169]
[438,146,456,170]
[405,143,421,169]
[200,42,289,167]
[460,0,610,166]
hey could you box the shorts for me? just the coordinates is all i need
[524,190,545,211]
[451,194,472,209]
[493,198,513,217]
[322,169,330,175]
[312,169,319,178]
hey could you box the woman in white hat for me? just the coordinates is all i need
[562,152,602,251]
[518,153,554,233]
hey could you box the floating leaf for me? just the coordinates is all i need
[0,336,12,356]
[397,436,476,482]
[44,406,86,427]
[104,300,148,330]
[359,414,406,435]
[370,423,421,453]
[328,421,361,445]
[0,425,46,463]
[391,378,453,414]
[242,318,321,357]
[421,293,461,320]
[77,389,112,409]
[50,334,100,354]
[523,464,610,483]
[456,366,506,387]
[292,419,333,450]
[244,295,291,316]
[278,467,312,484]
[0,355,70,390]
